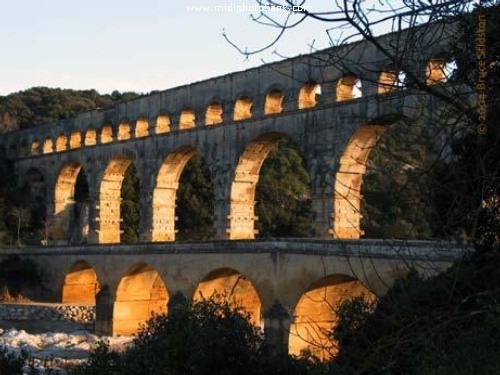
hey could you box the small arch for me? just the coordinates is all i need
[19,139,29,157]
[151,146,198,242]
[264,89,284,115]
[205,102,223,126]
[426,57,455,85]
[31,140,41,155]
[332,125,388,239]
[179,108,196,130]
[43,138,54,154]
[55,134,68,152]
[135,118,149,138]
[117,122,131,141]
[97,155,133,244]
[70,132,82,149]
[228,133,285,240]
[194,268,262,327]
[233,96,252,121]
[336,75,362,101]
[155,114,171,134]
[298,82,321,109]
[113,263,169,335]
[100,125,113,144]
[289,274,376,360]
[62,261,100,304]
[85,129,97,146]
[378,70,397,95]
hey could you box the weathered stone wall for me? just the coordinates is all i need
[0,303,95,326]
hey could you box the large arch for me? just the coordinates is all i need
[193,267,262,327]
[97,156,133,244]
[21,168,47,244]
[228,133,285,240]
[62,261,100,304]
[151,146,198,242]
[289,274,376,360]
[113,263,169,335]
[332,125,387,239]
[53,164,89,243]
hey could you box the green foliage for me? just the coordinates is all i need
[333,253,500,374]
[70,296,320,375]
[256,138,315,238]
[362,120,438,240]
[121,165,140,243]
[0,347,27,375]
[177,155,214,240]
[0,87,141,130]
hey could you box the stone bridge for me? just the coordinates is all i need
[1,239,460,357]
[1,21,461,244]
[0,21,467,357]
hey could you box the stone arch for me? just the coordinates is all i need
[97,155,134,244]
[298,82,321,109]
[426,57,446,85]
[53,164,89,243]
[70,131,82,149]
[31,139,41,155]
[117,121,131,141]
[155,114,171,134]
[179,108,196,130]
[85,129,97,146]
[336,75,362,101]
[62,260,100,304]
[332,125,388,239]
[135,117,149,138]
[43,137,53,154]
[193,267,262,327]
[113,263,169,335]
[228,132,287,240]
[55,134,68,152]
[264,89,284,115]
[289,274,376,360]
[21,168,47,239]
[151,146,198,242]
[378,70,398,95]
[100,125,113,144]
[233,96,252,121]
[205,102,223,126]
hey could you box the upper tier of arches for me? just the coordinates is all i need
[8,56,451,159]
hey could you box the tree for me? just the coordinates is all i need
[9,207,30,247]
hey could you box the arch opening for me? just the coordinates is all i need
[43,138,53,154]
[179,108,196,130]
[100,125,113,144]
[336,75,362,101]
[289,275,376,360]
[194,268,262,327]
[97,156,133,244]
[62,261,99,304]
[53,164,89,244]
[118,122,131,141]
[31,140,40,155]
[19,169,47,245]
[151,146,199,242]
[264,89,284,115]
[233,96,252,121]
[135,118,149,138]
[85,129,97,146]
[229,133,284,240]
[70,132,82,149]
[378,70,398,95]
[120,164,140,243]
[55,134,68,152]
[113,264,168,335]
[332,125,387,239]
[205,102,223,125]
[298,82,321,109]
[156,114,171,134]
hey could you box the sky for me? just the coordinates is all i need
[0,0,335,96]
